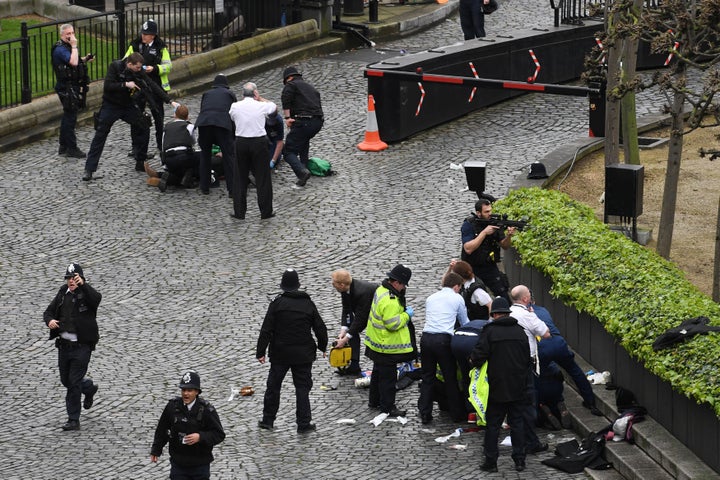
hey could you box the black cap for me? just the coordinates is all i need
[490,297,512,315]
[141,19,158,35]
[527,162,549,179]
[64,263,84,279]
[280,268,300,291]
[283,66,301,84]
[178,370,202,392]
[387,264,412,285]
[213,74,228,87]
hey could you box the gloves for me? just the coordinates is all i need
[269,160,276,169]
[405,306,414,318]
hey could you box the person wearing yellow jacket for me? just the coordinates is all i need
[364,264,417,417]
[123,19,172,160]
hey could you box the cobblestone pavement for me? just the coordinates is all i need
[1,3,670,479]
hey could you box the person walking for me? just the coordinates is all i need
[256,269,328,432]
[51,23,93,158]
[228,82,277,220]
[470,297,531,472]
[150,370,226,479]
[123,19,173,158]
[364,264,417,417]
[417,271,469,424]
[459,0,489,39]
[331,269,378,375]
[195,74,237,196]
[82,52,178,181]
[43,263,101,431]
[280,66,324,187]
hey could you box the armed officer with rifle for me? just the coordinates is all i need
[52,23,93,159]
[461,198,526,302]
[82,52,178,182]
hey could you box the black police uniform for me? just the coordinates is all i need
[281,70,324,180]
[162,119,201,186]
[84,59,172,176]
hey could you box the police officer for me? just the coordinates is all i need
[83,52,178,181]
[150,371,226,479]
[124,19,173,158]
[43,263,101,431]
[158,104,202,192]
[51,23,92,158]
[280,66,324,187]
[460,199,516,301]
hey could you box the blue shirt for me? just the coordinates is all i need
[423,287,469,335]
[531,304,562,336]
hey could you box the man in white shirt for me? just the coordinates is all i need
[510,284,551,454]
[228,82,278,220]
[417,272,469,424]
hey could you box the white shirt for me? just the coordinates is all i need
[463,279,492,307]
[229,97,277,138]
[510,303,549,357]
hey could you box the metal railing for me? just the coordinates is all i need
[0,0,290,109]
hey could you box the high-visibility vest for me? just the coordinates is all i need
[364,286,413,355]
[468,362,489,426]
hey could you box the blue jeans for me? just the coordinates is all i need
[170,460,210,480]
[283,117,323,177]
[84,102,149,173]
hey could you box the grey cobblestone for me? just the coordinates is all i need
[0,3,677,479]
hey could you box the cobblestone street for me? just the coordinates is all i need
[0,4,670,479]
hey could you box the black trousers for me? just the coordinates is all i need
[369,362,397,413]
[197,125,235,193]
[417,333,465,421]
[484,399,526,463]
[233,136,273,218]
[262,362,313,426]
[57,342,95,421]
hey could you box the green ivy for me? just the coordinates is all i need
[496,187,720,417]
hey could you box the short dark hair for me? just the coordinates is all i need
[126,52,144,65]
[442,271,464,289]
[475,198,492,212]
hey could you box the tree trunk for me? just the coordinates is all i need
[713,196,720,302]
[604,42,621,165]
[656,83,686,259]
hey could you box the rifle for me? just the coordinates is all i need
[131,72,161,116]
[471,213,528,233]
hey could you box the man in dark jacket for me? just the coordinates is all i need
[256,268,328,433]
[280,66,324,187]
[150,371,225,479]
[470,297,531,473]
[82,52,178,181]
[195,74,237,195]
[331,269,378,375]
[43,263,102,431]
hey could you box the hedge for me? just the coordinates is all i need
[495,187,720,416]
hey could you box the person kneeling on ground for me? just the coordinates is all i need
[149,104,202,192]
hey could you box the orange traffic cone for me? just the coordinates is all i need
[357,95,388,152]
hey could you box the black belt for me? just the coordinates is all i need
[56,338,84,349]
[294,115,323,119]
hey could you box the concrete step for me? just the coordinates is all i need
[564,354,718,480]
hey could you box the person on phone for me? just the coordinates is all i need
[51,23,93,158]
[43,263,102,431]
[150,371,225,478]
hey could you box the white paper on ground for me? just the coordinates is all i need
[435,428,462,443]
[369,412,389,427]
[501,435,512,446]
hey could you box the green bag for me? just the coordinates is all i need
[307,157,333,176]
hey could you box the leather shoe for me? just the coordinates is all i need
[528,442,549,454]
[66,147,86,158]
[368,402,380,410]
[62,420,80,431]
[144,161,159,178]
[480,461,497,473]
[58,146,67,155]
[258,420,273,430]
[295,169,311,187]
[420,414,432,425]
[514,460,526,472]
[229,213,245,220]
[83,384,98,410]
[297,423,317,434]
[158,171,170,192]
[583,401,603,416]
[82,170,93,181]
[260,211,276,219]
[387,408,406,417]
[557,401,572,429]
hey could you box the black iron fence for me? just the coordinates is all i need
[0,0,290,109]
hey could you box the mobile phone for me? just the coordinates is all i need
[87,53,95,60]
